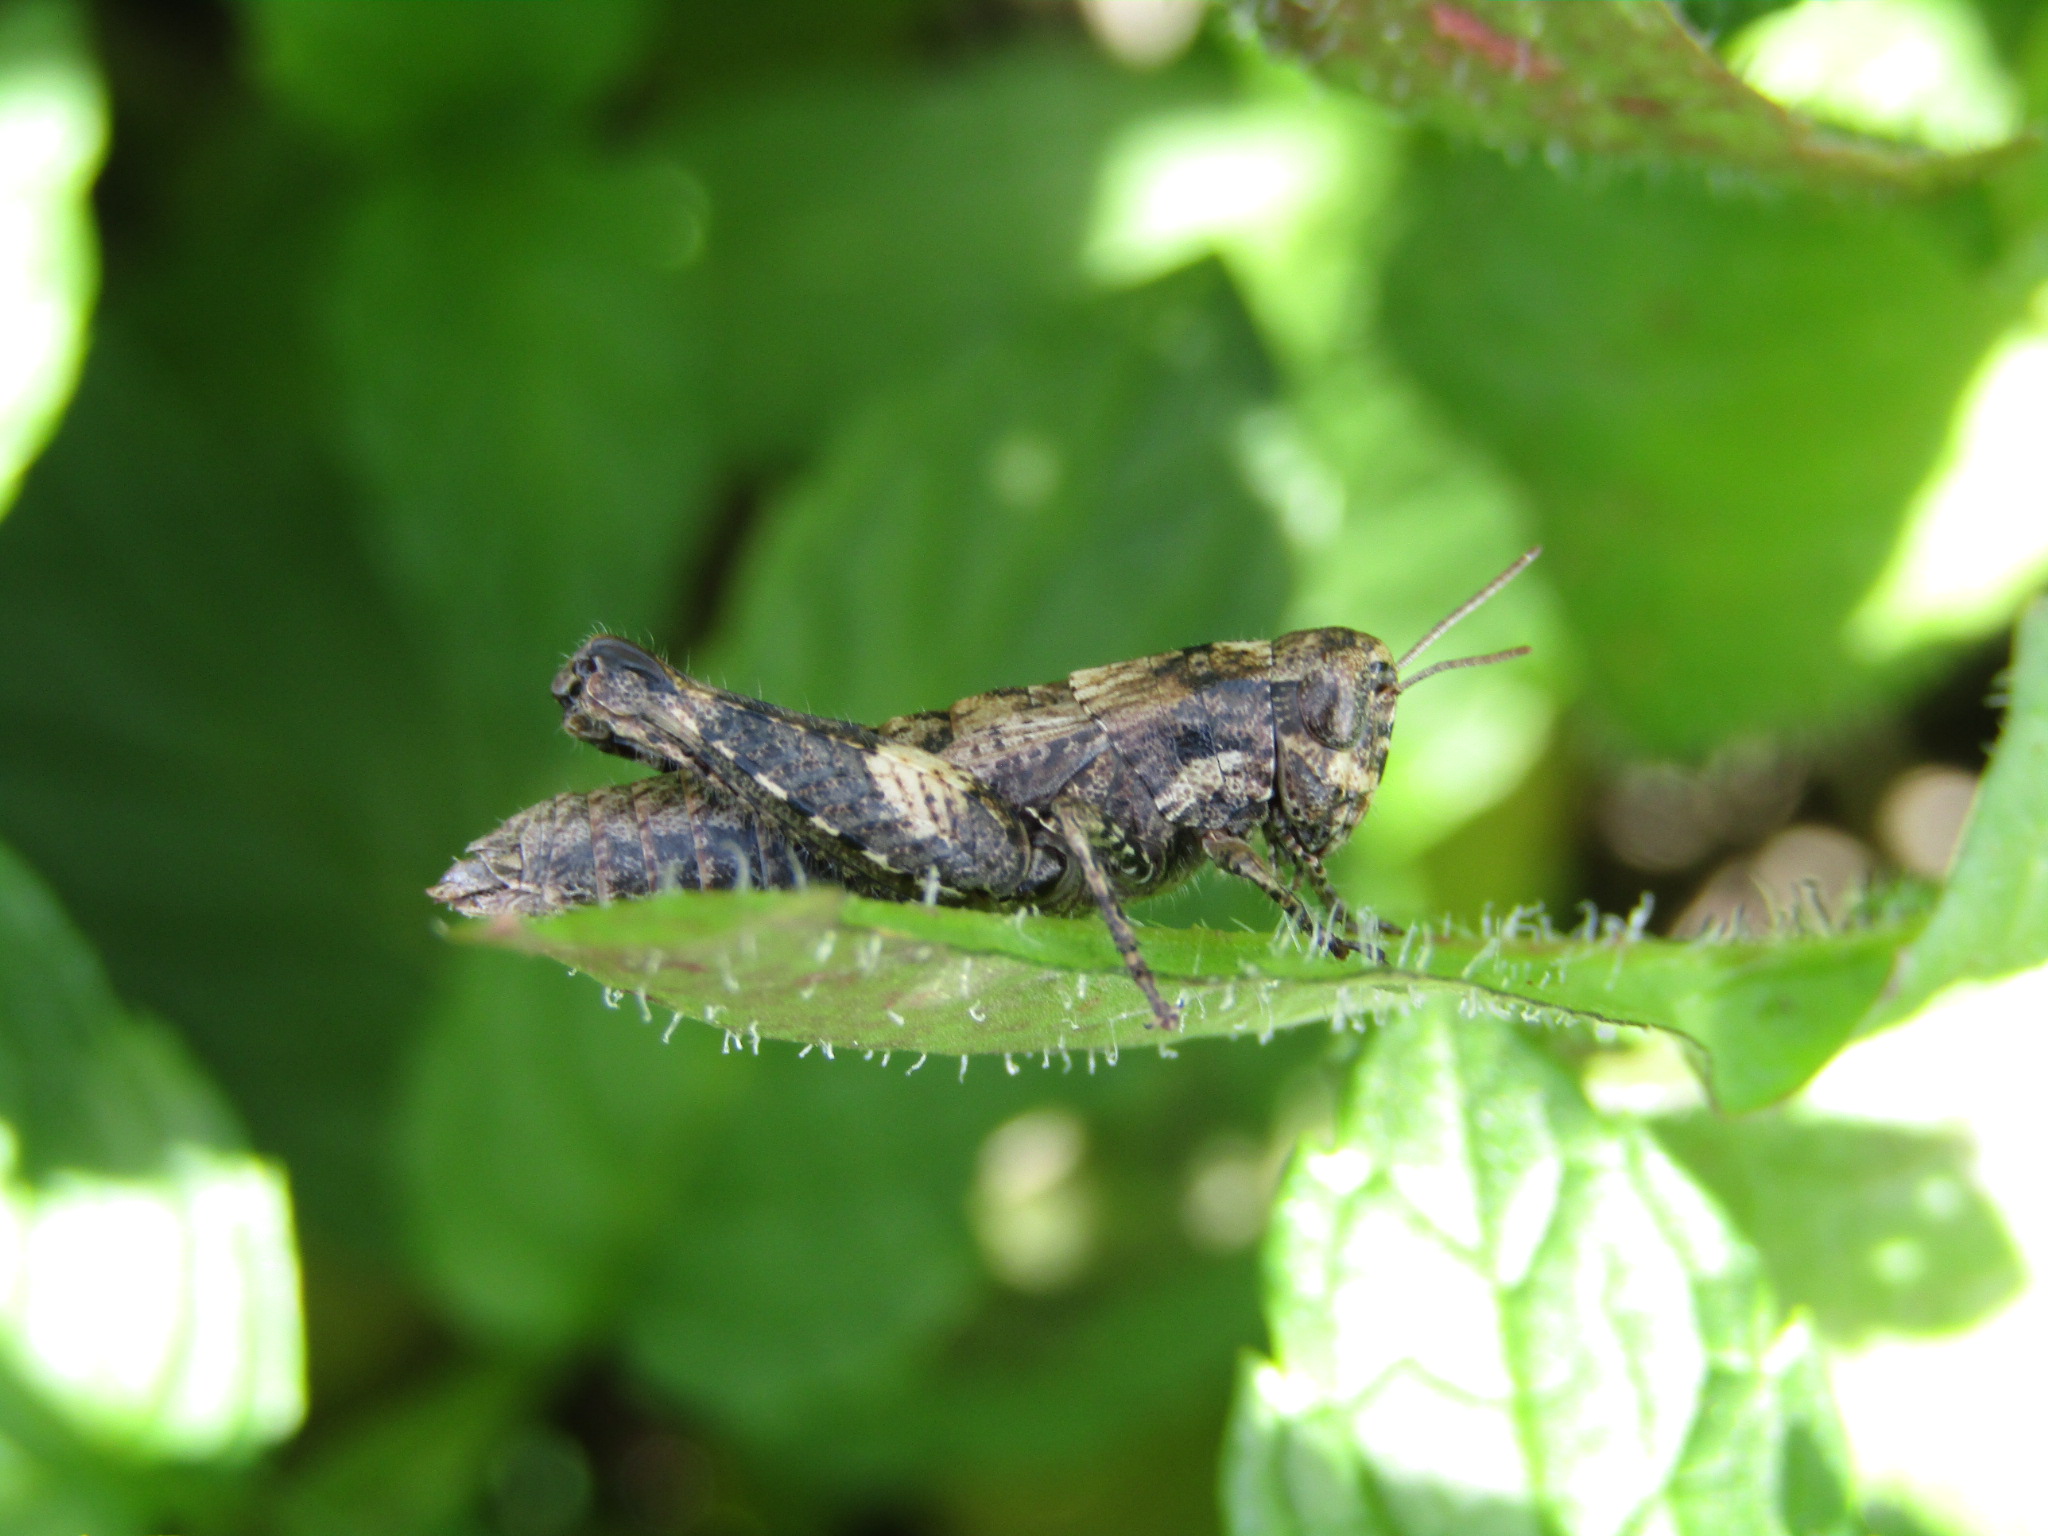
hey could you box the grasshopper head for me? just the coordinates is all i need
[1268,548,1541,858]
[1270,628,1398,857]
[553,636,683,767]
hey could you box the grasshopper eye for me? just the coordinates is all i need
[1298,668,1362,749]
[562,637,672,696]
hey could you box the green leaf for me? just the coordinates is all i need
[421,910,1297,1483]
[1223,1005,1856,1536]
[0,838,304,1462]
[457,882,1920,1111]
[0,0,104,516]
[1653,1110,2025,1345]
[249,0,660,148]
[1875,598,2048,1023]
[0,837,239,1179]
[406,949,993,1463]
[1239,0,2021,190]
[671,48,1228,462]
[1383,145,2021,753]
[399,949,736,1354]
[612,1023,1290,1486]
[620,1052,985,1451]
[328,147,713,810]
[711,259,1289,721]
[272,1364,536,1536]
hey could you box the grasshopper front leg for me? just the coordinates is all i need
[1200,831,1359,961]
[1268,826,1392,963]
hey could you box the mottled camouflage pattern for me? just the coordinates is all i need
[430,772,852,917]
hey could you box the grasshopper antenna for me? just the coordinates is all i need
[1395,546,1540,690]
[1399,646,1531,691]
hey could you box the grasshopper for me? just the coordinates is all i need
[432,549,1539,1030]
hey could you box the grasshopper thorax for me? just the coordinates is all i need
[1269,627,1398,857]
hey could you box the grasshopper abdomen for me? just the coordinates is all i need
[431,774,831,918]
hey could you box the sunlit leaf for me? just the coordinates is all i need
[1875,598,2048,1024]
[0,840,303,1462]
[1729,0,2023,156]
[1847,291,2048,660]
[456,881,1920,1111]
[1223,1005,1856,1536]
[1239,0,2022,190]
[0,0,103,517]
[1794,962,2048,1536]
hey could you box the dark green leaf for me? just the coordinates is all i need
[1224,1006,1856,1536]
[0,838,238,1176]
[1654,1110,2025,1345]
[0,267,443,1243]
[328,148,714,810]
[1876,598,2048,1023]
[249,0,659,148]
[620,1053,985,1450]
[1240,0,2021,190]
[711,260,1289,720]
[1384,146,2021,753]
[672,48,1229,462]
[272,1365,536,1536]
[399,950,737,1355]
[614,1030,1283,1485]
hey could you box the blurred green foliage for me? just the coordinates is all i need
[0,0,2042,1533]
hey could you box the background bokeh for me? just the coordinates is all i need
[0,0,2044,1533]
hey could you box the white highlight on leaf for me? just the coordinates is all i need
[0,1128,304,1459]
[0,0,104,518]
[1849,287,2048,660]
[1085,107,1346,290]
[1731,0,2020,153]
[1802,963,2048,1536]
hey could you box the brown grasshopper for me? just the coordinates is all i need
[432,549,1539,1030]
